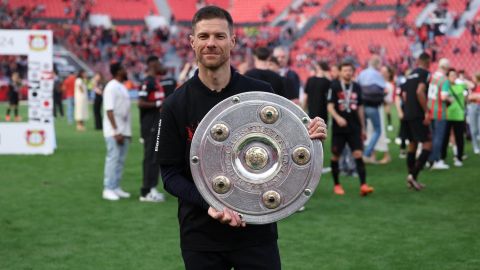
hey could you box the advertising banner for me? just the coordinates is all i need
[0,30,55,154]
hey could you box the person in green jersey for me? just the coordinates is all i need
[440,68,466,167]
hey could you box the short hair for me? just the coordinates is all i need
[318,61,330,72]
[447,68,456,76]
[439,58,450,69]
[192,6,234,34]
[253,47,271,61]
[368,55,382,69]
[418,52,431,63]
[110,62,123,77]
[268,56,280,66]
[147,55,159,65]
[338,61,354,71]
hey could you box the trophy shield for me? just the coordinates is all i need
[190,92,323,224]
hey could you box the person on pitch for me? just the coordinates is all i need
[401,52,433,190]
[327,61,375,196]
[155,6,327,270]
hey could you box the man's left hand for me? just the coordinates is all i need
[308,117,327,141]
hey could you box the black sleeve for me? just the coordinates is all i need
[327,84,337,104]
[161,164,210,210]
[356,84,363,106]
[419,70,430,86]
[304,78,312,95]
[156,103,185,164]
[139,78,155,101]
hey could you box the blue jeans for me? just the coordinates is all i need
[429,119,448,162]
[468,104,480,151]
[65,97,74,124]
[103,137,130,190]
[364,106,382,157]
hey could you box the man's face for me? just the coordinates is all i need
[330,66,339,80]
[190,18,235,70]
[340,66,353,82]
[273,49,288,68]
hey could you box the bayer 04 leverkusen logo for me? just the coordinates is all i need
[29,34,48,51]
[26,129,46,147]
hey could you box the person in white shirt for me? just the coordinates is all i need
[102,63,132,201]
[74,70,89,131]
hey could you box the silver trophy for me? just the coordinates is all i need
[190,92,323,224]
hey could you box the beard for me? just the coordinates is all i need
[197,51,229,70]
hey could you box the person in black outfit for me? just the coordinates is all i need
[155,6,327,270]
[327,62,374,196]
[159,68,177,98]
[92,72,104,130]
[401,52,432,190]
[273,46,302,105]
[304,61,331,122]
[138,56,168,202]
[53,69,64,118]
[268,56,298,100]
[5,71,22,122]
[244,47,286,97]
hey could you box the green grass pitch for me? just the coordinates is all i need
[0,103,479,270]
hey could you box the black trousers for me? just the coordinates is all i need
[441,120,465,160]
[140,115,160,196]
[181,242,281,270]
[53,90,64,117]
[93,94,102,130]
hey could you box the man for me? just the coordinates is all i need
[267,56,297,100]
[244,47,286,97]
[401,52,432,190]
[52,69,64,119]
[62,72,76,124]
[138,56,167,202]
[102,62,132,201]
[427,58,452,169]
[156,6,326,269]
[5,72,22,122]
[303,61,331,122]
[357,55,386,163]
[327,61,374,196]
[273,45,301,104]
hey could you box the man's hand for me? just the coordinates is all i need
[423,113,431,126]
[208,207,246,228]
[335,116,347,128]
[308,117,327,141]
[398,111,404,120]
[361,130,367,141]
[114,134,124,145]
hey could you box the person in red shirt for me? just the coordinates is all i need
[62,72,76,124]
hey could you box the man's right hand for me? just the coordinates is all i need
[336,116,347,127]
[114,134,124,145]
[423,113,431,126]
[208,207,246,228]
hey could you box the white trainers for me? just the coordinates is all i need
[431,160,450,170]
[387,125,394,132]
[474,148,480,155]
[114,188,131,198]
[140,188,165,202]
[453,158,463,167]
[103,189,120,201]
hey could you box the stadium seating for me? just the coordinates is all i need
[91,0,159,20]
[9,0,72,18]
